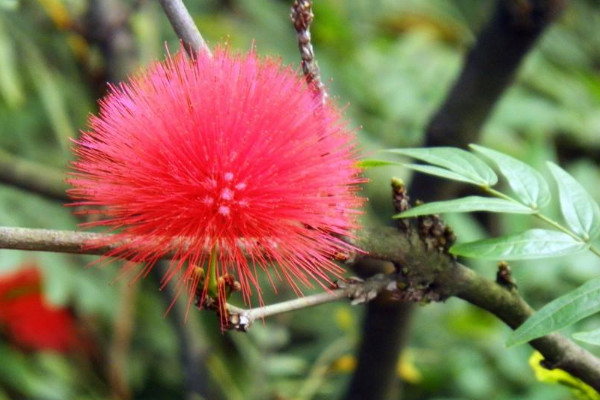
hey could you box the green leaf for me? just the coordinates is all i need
[507,276,600,346]
[529,351,600,400]
[357,159,402,168]
[394,196,534,218]
[450,229,588,260]
[401,164,483,185]
[470,144,550,209]
[547,162,600,241]
[386,147,498,186]
[573,328,600,346]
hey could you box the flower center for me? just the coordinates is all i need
[203,172,248,218]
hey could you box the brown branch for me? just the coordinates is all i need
[353,227,600,392]
[453,266,600,390]
[344,296,412,400]
[85,0,138,84]
[2,225,599,390]
[412,0,566,202]
[158,0,210,57]
[348,2,568,399]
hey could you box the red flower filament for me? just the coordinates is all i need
[68,48,363,308]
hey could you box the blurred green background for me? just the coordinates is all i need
[1,0,600,399]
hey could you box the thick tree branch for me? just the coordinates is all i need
[345,297,412,400]
[158,0,210,57]
[356,227,600,392]
[412,0,566,202]
[2,225,599,390]
[85,0,138,84]
[453,266,600,391]
[349,2,568,399]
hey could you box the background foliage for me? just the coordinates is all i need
[1,0,600,399]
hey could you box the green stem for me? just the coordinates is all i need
[532,212,582,241]
[484,187,519,203]
[207,245,219,298]
[484,187,600,257]
[589,247,600,258]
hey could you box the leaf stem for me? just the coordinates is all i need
[485,187,600,257]
[484,186,525,205]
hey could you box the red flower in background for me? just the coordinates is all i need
[68,48,363,307]
[0,266,79,353]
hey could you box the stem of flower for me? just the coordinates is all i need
[484,186,528,208]
[158,0,211,57]
[207,245,218,299]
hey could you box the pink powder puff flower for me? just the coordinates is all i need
[68,47,363,314]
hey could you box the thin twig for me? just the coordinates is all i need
[226,275,395,331]
[226,291,345,331]
[158,0,210,57]
[290,0,326,103]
